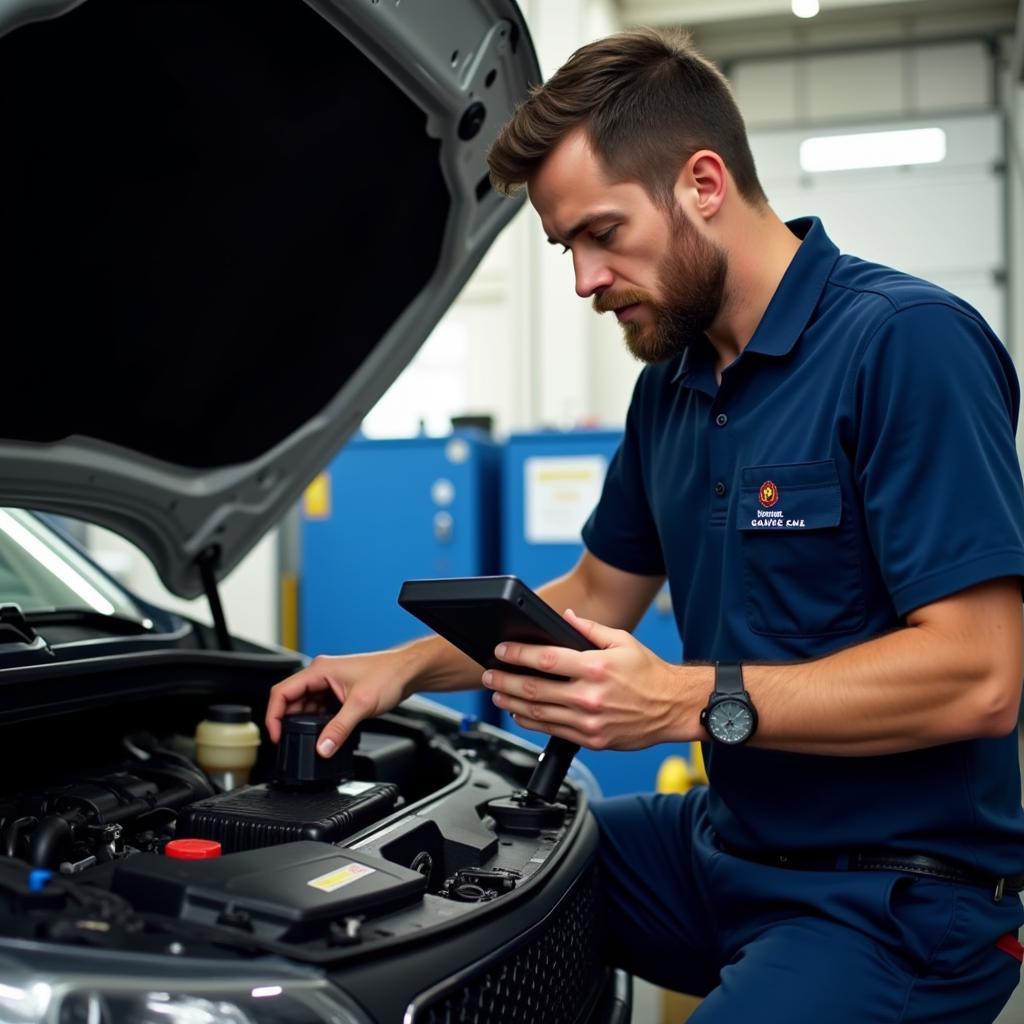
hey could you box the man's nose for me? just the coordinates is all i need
[573,254,614,299]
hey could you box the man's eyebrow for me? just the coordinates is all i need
[545,212,620,247]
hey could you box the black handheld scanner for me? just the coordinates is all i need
[398,576,594,805]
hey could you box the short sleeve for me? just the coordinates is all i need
[851,303,1024,616]
[581,370,666,576]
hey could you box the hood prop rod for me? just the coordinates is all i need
[197,546,232,651]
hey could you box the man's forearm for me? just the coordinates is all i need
[680,579,1022,757]
[395,634,484,696]
[744,625,1016,755]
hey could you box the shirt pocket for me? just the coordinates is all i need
[737,460,866,637]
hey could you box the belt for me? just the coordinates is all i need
[714,836,1024,903]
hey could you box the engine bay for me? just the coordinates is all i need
[0,684,585,966]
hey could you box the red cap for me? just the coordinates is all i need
[164,838,222,860]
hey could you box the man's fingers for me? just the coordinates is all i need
[483,667,561,704]
[491,689,596,733]
[563,608,621,649]
[484,667,603,715]
[493,641,596,680]
[265,664,337,742]
[316,698,369,758]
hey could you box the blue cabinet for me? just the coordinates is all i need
[300,432,500,719]
[500,430,687,797]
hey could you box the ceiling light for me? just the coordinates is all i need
[792,0,820,17]
[799,127,946,173]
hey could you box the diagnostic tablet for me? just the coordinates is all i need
[397,575,595,678]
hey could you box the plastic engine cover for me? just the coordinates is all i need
[176,780,400,852]
[110,841,426,942]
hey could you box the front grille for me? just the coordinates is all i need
[411,867,605,1024]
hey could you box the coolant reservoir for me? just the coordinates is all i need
[195,704,261,789]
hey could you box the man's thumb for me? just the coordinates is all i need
[564,608,619,649]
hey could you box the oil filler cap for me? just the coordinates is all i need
[276,713,357,786]
[165,839,222,860]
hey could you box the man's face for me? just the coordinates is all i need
[529,129,727,362]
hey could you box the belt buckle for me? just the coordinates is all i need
[994,877,1005,903]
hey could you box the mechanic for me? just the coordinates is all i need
[267,28,1024,1022]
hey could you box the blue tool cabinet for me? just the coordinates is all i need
[300,432,500,719]
[500,430,687,797]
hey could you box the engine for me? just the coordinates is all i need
[0,710,422,873]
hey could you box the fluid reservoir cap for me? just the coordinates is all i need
[276,713,356,786]
[165,839,223,860]
[206,704,252,724]
[281,713,329,735]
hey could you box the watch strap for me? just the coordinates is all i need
[714,662,744,697]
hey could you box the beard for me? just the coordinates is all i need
[593,208,727,364]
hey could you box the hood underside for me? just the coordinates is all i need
[0,0,539,597]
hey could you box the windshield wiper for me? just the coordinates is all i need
[0,604,39,644]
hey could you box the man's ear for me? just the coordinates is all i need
[673,150,727,221]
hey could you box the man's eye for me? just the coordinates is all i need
[594,226,617,245]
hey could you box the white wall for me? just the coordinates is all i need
[729,36,1014,378]
[85,523,279,647]
[366,0,638,442]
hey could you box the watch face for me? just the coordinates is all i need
[707,698,754,745]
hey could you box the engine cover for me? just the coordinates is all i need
[176,780,400,852]
[109,840,426,942]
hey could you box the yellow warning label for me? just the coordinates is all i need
[303,473,331,520]
[307,862,375,893]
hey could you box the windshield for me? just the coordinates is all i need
[0,508,148,621]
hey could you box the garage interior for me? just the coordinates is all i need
[65,1,1024,1021]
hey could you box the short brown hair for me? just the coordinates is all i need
[488,27,766,207]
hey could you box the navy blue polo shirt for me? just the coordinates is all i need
[582,217,1024,874]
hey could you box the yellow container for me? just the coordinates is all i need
[195,705,261,789]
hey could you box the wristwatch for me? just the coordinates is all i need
[700,662,757,745]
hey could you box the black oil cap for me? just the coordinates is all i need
[206,704,252,724]
[276,713,357,787]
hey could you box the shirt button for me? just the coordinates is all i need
[715,413,728,427]
[714,481,727,497]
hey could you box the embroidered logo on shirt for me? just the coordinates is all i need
[758,481,779,508]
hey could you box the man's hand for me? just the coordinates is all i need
[482,609,695,750]
[265,650,415,757]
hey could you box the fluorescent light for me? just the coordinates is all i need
[800,127,946,173]
[792,0,819,17]
[0,509,116,615]
[251,987,283,999]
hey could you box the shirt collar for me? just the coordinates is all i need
[671,216,839,385]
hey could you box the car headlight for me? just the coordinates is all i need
[0,944,369,1024]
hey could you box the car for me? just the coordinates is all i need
[0,2,632,1022]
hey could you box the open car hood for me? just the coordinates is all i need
[0,0,539,598]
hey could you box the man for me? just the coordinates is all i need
[267,28,1024,1021]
